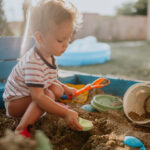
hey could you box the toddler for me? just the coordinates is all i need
[3,0,82,135]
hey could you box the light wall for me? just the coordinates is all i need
[75,13,147,41]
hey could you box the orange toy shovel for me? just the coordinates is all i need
[61,78,110,103]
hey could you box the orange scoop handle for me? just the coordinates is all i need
[74,78,110,96]
[74,85,91,96]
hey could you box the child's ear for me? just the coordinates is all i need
[34,31,44,44]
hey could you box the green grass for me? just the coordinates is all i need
[59,41,150,81]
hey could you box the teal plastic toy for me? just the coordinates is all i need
[123,136,146,150]
[80,104,96,112]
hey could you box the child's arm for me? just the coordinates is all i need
[29,87,82,130]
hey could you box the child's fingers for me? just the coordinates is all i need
[67,118,81,131]
[68,122,76,130]
[73,119,82,131]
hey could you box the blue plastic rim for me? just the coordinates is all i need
[0,73,142,109]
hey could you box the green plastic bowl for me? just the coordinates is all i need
[91,94,123,112]
[91,101,107,112]
[78,117,93,131]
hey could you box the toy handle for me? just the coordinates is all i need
[93,78,105,85]
[61,78,110,100]
[90,84,108,89]
[75,78,110,95]
[74,85,91,96]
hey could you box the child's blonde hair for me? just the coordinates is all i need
[21,0,82,56]
[29,0,82,34]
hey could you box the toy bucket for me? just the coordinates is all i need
[123,83,150,125]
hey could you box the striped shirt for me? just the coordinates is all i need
[3,47,58,102]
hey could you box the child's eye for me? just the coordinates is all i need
[57,38,71,43]
[57,40,63,43]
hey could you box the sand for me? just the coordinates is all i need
[0,88,150,150]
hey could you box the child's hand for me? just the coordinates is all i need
[64,86,77,97]
[64,109,82,131]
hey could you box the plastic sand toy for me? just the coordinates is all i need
[60,84,89,103]
[91,94,123,112]
[123,136,146,150]
[123,83,150,125]
[78,117,93,131]
[19,125,32,138]
[61,78,110,103]
[36,131,53,150]
[80,104,96,112]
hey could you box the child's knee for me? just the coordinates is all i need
[44,89,55,100]
[49,83,64,98]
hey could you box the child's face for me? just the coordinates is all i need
[41,20,73,56]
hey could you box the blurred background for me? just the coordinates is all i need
[1,0,150,81]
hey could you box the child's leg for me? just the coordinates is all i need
[8,96,33,117]
[15,101,44,133]
[48,82,64,99]
[8,90,55,133]
[7,96,44,133]
[46,84,70,108]
[44,88,55,100]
